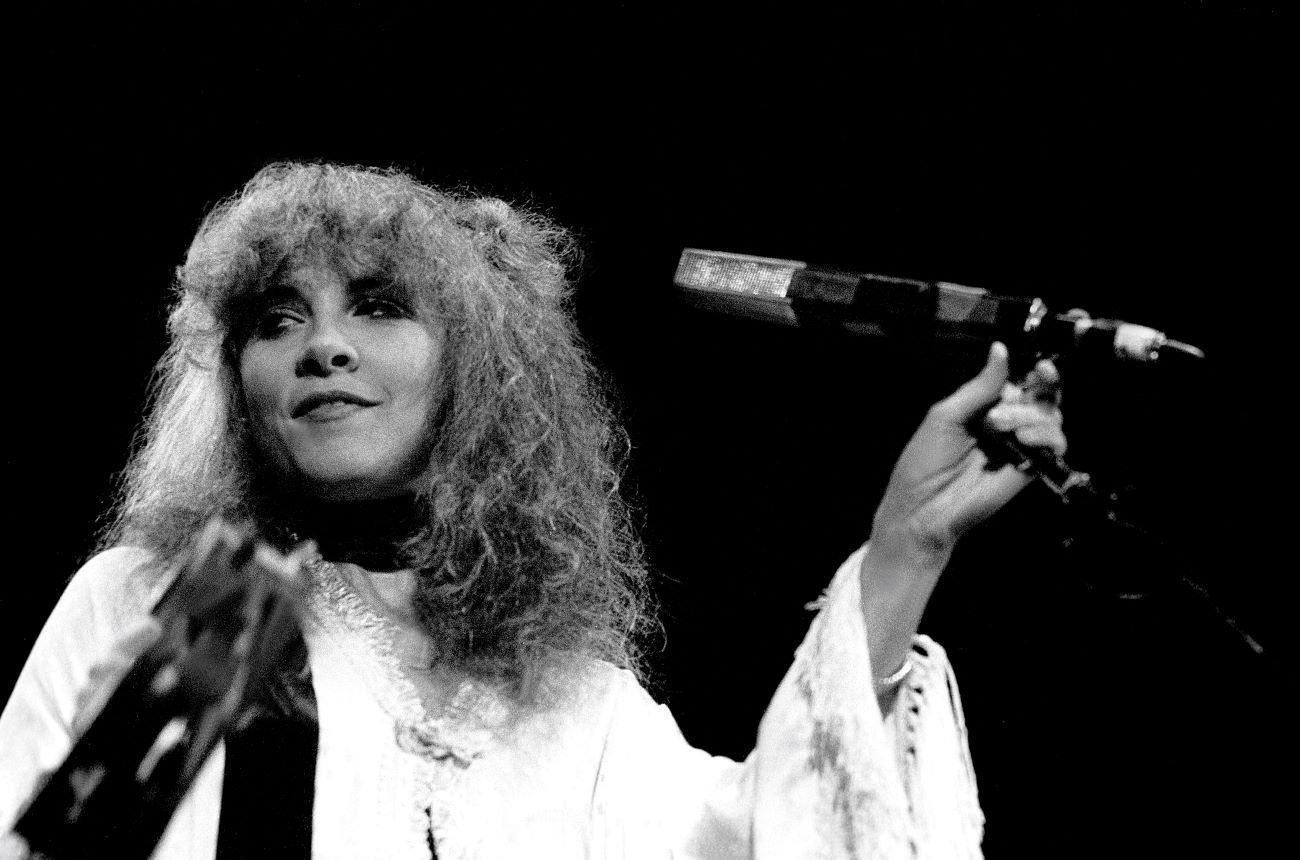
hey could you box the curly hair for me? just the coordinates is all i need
[100,162,654,705]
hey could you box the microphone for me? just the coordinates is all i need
[672,248,1205,363]
[672,247,1205,512]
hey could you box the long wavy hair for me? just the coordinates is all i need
[100,162,654,705]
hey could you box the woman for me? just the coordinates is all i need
[0,163,1064,858]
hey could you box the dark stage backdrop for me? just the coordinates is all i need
[4,3,1290,856]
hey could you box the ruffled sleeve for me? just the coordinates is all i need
[754,544,983,858]
[592,544,983,858]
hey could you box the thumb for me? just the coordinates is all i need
[933,341,1011,423]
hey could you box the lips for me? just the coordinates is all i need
[291,390,379,420]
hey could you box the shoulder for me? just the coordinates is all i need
[508,660,655,758]
[521,659,640,732]
[56,546,166,635]
[555,660,689,753]
[555,659,650,721]
[69,545,159,589]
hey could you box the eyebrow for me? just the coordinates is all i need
[240,283,299,316]
[350,276,421,308]
[347,276,395,297]
[255,274,397,299]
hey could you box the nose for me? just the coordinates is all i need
[296,321,359,377]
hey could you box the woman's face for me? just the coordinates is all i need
[238,257,447,501]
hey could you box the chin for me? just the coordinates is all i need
[287,454,423,501]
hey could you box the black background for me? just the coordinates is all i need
[3,2,1291,856]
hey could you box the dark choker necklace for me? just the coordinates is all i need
[279,494,424,572]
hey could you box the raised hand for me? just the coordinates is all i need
[871,342,1065,557]
[859,342,1066,699]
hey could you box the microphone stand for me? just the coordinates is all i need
[980,415,1267,661]
[983,306,1269,661]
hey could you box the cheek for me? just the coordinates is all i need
[237,350,282,436]
[391,327,447,408]
[388,333,448,460]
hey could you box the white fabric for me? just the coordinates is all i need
[0,545,983,858]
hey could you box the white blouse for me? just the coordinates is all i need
[0,545,982,858]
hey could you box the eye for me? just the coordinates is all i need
[251,306,302,339]
[354,296,411,319]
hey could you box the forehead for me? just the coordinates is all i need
[273,247,367,283]
[270,259,350,294]
[257,251,413,298]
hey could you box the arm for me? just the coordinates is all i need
[859,343,1065,709]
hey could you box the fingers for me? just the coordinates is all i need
[932,341,1012,423]
[985,402,1061,428]
[985,402,1067,456]
[929,344,1066,462]
[1010,422,1067,457]
[1020,358,1063,404]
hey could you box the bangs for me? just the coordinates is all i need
[182,164,465,350]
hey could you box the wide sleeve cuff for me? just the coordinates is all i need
[751,544,983,859]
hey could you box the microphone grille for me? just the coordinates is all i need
[674,248,806,299]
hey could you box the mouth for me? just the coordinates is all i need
[291,391,379,420]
